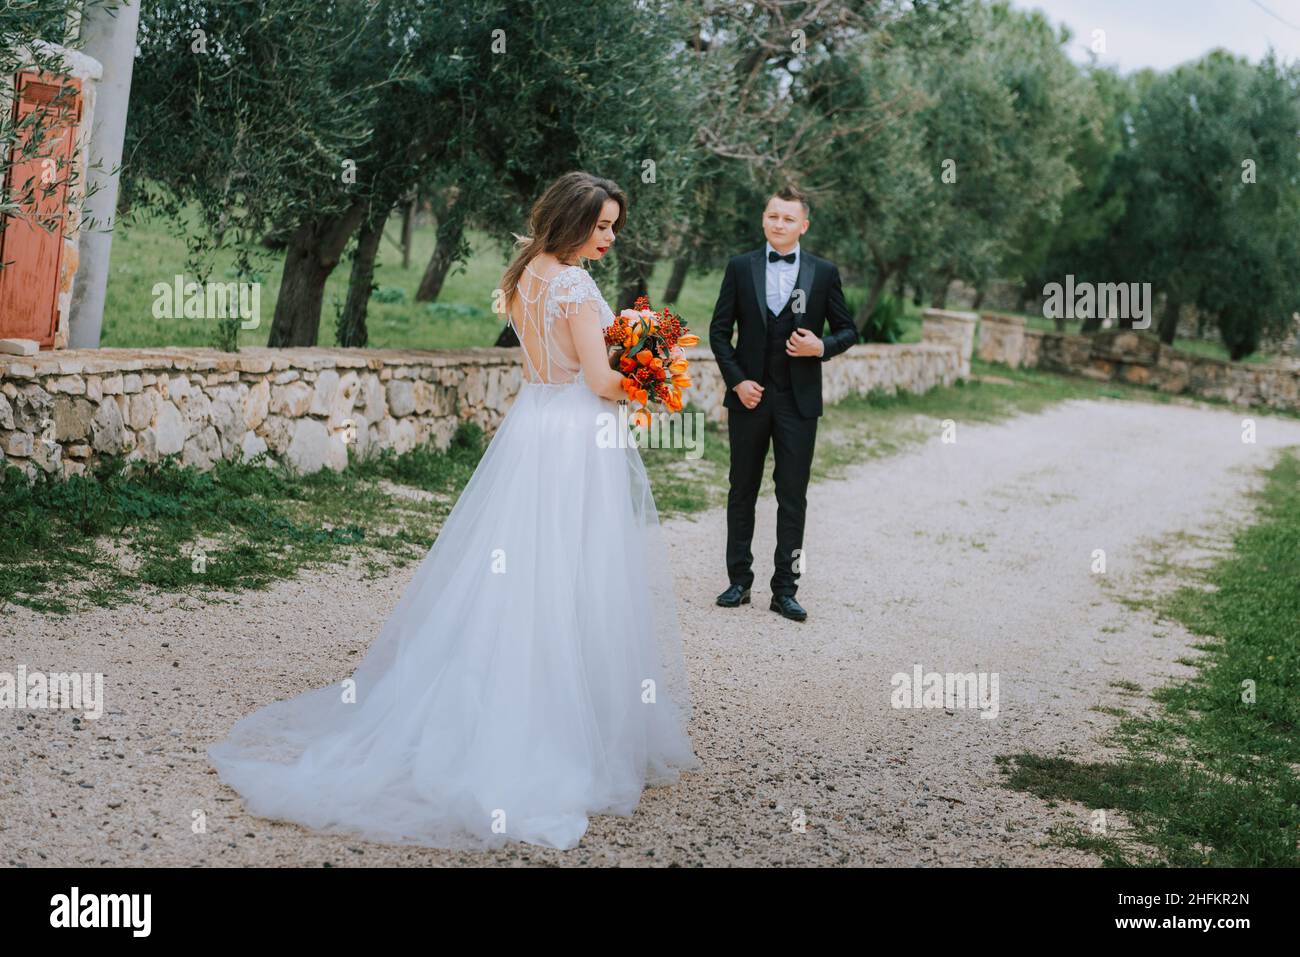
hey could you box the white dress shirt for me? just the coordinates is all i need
[765,241,800,316]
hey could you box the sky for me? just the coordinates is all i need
[1008,0,1300,72]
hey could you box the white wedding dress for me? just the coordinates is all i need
[208,263,699,850]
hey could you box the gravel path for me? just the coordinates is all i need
[4,396,1298,867]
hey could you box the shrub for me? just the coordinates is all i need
[861,292,907,344]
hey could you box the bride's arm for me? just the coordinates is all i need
[569,299,627,401]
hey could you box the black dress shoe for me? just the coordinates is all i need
[716,584,751,607]
[769,594,807,621]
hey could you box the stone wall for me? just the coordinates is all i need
[1022,328,1043,368]
[977,314,1300,412]
[0,348,523,480]
[975,311,1026,368]
[0,327,971,480]
[920,309,977,378]
[687,339,964,423]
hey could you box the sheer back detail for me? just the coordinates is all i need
[509,263,614,385]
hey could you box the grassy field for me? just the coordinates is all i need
[1001,450,1300,866]
[103,211,1256,364]
[102,212,730,351]
[0,427,486,615]
[0,356,1163,615]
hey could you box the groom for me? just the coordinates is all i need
[708,185,858,622]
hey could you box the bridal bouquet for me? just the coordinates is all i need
[605,296,699,426]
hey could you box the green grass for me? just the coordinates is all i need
[104,209,513,350]
[0,423,489,615]
[1161,333,1272,365]
[999,449,1300,867]
[102,210,731,351]
[103,211,1266,365]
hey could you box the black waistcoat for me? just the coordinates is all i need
[762,304,796,390]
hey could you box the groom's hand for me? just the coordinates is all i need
[786,327,825,357]
[733,380,764,409]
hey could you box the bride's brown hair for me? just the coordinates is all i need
[501,171,628,310]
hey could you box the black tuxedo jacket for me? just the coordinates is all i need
[708,247,859,418]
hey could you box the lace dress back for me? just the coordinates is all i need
[509,263,614,385]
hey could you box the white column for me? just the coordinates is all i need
[67,0,140,349]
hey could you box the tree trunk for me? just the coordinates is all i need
[266,205,366,347]
[929,268,954,308]
[663,256,690,304]
[1157,296,1181,345]
[267,238,334,347]
[415,209,466,303]
[972,283,985,310]
[336,211,389,348]
[617,253,654,311]
[855,268,893,337]
[1114,288,1141,331]
[400,195,415,271]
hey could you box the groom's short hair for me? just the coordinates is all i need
[768,185,810,218]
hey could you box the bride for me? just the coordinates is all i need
[208,171,699,851]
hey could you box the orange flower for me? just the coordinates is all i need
[634,388,648,405]
[635,349,654,366]
[671,374,692,389]
[630,409,651,428]
[676,333,699,347]
[668,358,688,374]
[666,390,683,412]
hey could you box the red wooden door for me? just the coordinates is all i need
[0,71,83,347]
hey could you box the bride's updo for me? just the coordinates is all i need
[502,171,627,309]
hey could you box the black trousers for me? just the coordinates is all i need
[725,382,817,596]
